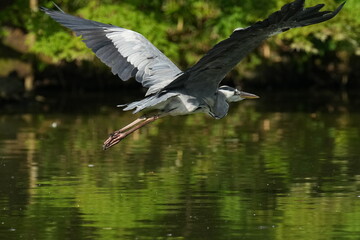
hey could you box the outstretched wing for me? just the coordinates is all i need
[164,0,345,96]
[40,6,182,96]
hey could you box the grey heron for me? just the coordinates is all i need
[40,0,345,150]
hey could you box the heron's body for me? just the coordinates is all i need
[41,0,345,149]
[121,86,241,119]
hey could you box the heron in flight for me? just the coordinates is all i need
[41,0,344,150]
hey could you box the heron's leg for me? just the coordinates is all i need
[116,116,147,133]
[103,115,159,150]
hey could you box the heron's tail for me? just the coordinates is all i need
[118,92,179,114]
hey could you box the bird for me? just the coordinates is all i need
[40,0,345,150]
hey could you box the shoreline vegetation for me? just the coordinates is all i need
[0,0,359,100]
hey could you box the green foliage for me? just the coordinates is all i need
[28,3,171,62]
[1,0,359,82]
[280,3,358,54]
[0,0,31,27]
[30,0,359,63]
[77,3,180,60]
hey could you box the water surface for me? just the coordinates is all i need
[1,90,360,240]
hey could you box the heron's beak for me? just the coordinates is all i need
[239,91,260,99]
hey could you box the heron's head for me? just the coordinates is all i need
[218,85,259,102]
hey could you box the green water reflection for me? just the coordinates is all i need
[1,91,360,240]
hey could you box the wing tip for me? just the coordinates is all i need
[336,1,346,14]
[261,0,344,29]
[52,2,65,12]
[39,2,65,13]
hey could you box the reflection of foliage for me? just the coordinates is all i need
[1,92,360,239]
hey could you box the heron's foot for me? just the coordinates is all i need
[103,115,160,150]
[109,129,123,137]
[103,131,127,150]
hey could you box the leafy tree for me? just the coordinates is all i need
[0,0,359,88]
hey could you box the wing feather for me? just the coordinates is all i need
[40,7,183,95]
[164,0,345,96]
